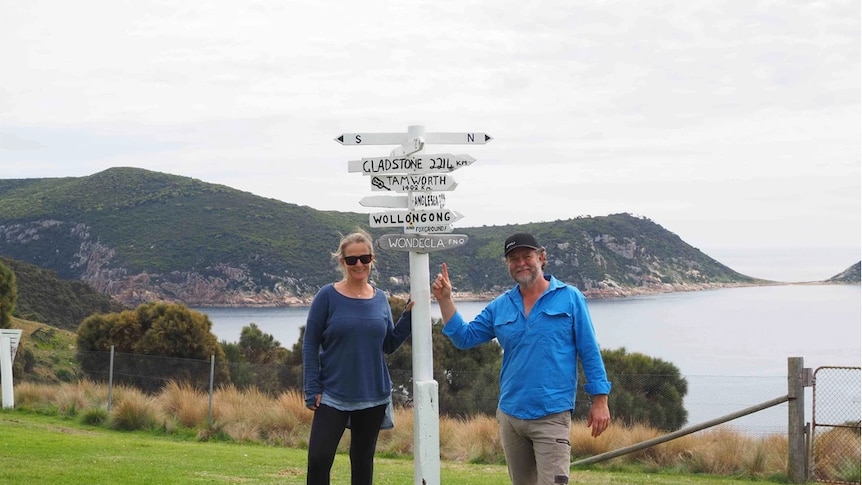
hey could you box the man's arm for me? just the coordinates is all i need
[586,394,610,437]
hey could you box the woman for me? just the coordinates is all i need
[303,230,412,485]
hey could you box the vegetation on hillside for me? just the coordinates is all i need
[0,256,125,330]
[0,167,366,289]
[0,167,772,306]
[0,260,16,326]
[435,214,757,295]
[6,316,79,384]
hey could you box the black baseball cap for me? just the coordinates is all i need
[504,233,540,256]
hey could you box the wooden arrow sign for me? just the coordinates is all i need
[377,234,468,252]
[368,209,463,228]
[348,154,475,175]
[370,174,458,193]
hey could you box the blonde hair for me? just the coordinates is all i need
[331,229,375,278]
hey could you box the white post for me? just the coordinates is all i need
[340,123,488,484]
[407,124,441,485]
[1,336,13,409]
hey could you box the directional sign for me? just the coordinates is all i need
[335,133,406,145]
[410,193,446,208]
[348,154,475,175]
[360,193,446,209]
[425,132,492,145]
[391,137,424,157]
[403,224,454,234]
[377,234,468,253]
[336,132,492,146]
[360,195,408,208]
[368,209,463,228]
[370,174,458,193]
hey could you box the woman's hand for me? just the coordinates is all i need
[307,394,321,410]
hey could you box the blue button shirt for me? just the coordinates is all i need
[442,275,611,419]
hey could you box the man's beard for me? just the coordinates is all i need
[511,266,539,285]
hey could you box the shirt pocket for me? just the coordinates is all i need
[536,308,575,345]
[492,309,523,348]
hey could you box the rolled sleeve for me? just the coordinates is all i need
[442,310,496,349]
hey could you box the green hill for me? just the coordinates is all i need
[7,315,79,384]
[0,256,126,331]
[0,167,767,306]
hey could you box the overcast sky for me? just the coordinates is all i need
[1,0,859,281]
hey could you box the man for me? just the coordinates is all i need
[431,232,611,485]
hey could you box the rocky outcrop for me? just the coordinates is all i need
[0,216,774,307]
[827,262,861,284]
[0,220,313,307]
[109,269,313,307]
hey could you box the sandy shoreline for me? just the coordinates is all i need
[392,280,804,304]
[196,280,847,308]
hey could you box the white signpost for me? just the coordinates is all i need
[390,137,424,157]
[0,329,22,409]
[338,125,491,485]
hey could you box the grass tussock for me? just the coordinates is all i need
[109,388,161,431]
[156,381,208,428]
[13,380,857,481]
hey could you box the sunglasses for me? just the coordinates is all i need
[343,254,373,265]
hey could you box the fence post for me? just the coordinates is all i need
[207,355,215,429]
[107,345,114,411]
[787,356,806,483]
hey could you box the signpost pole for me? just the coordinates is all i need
[405,125,441,485]
[339,124,490,485]
[1,336,13,409]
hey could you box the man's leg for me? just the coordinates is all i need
[497,408,538,485]
[526,411,572,485]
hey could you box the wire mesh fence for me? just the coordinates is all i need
[75,350,801,436]
[811,366,861,484]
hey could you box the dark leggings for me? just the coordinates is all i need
[306,403,386,485]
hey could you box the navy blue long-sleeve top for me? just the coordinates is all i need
[302,284,412,408]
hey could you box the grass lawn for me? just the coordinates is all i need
[0,411,789,484]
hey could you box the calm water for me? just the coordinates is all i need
[196,283,861,434]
